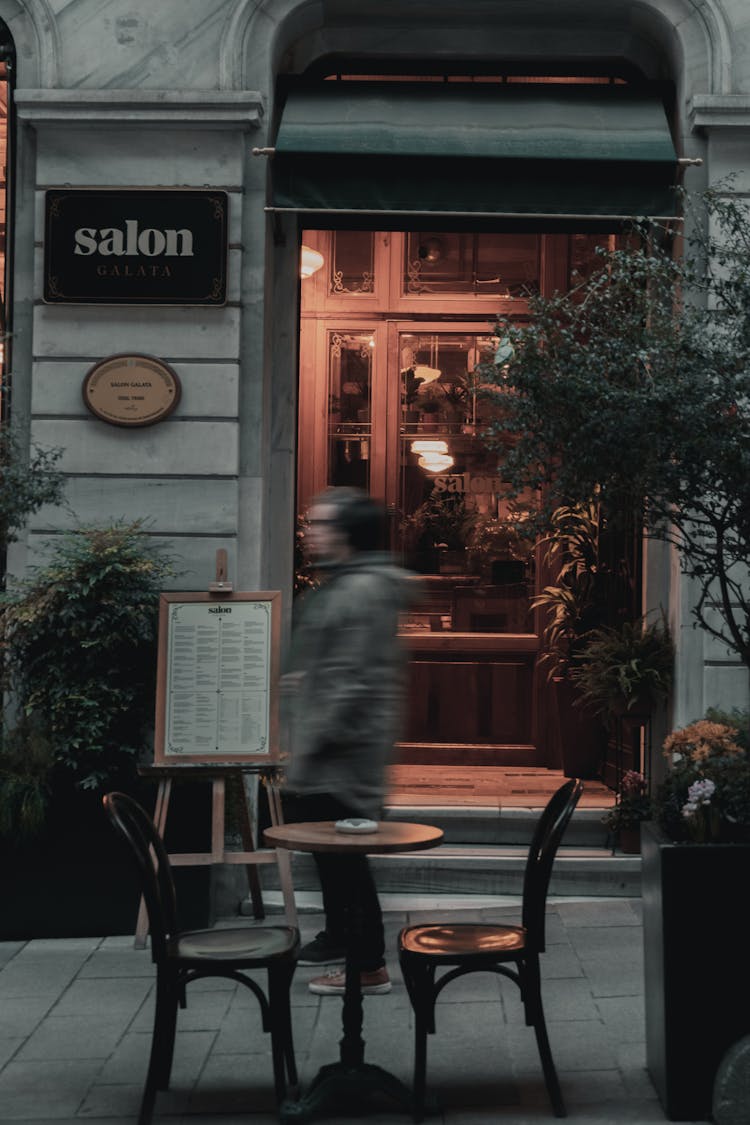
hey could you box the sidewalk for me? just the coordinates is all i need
[0,894,702,1125]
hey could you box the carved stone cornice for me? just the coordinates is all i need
[690,94,750,131]
[14,89,264,130]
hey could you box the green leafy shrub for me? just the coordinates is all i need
[294,513,320,597]
[401,492,477,552]
[467,513,535,578]
[0,425,65,585]
[530,502,606,680]
[570,613,674,716]
[602,770,652,832]
[478,188,750,678]
[1,522,173,791]
[0,718,55,839]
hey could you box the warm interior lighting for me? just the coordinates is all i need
[413,364,442,385]
[410,439,453,472]
[418,452,454,472]
[300,245,324,279]
[410,440,448,455]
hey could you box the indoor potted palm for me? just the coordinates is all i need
[531,502,607,778]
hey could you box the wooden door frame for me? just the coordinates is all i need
[296,231,576,771]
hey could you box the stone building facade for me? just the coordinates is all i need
[1,1,748,775]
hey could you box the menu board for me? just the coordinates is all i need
[154,592,280,764]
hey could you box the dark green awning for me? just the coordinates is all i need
[270,83,679,224]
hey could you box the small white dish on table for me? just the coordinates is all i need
[334,818,379,834]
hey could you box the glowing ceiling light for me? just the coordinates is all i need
[418,452,454,473]
[410,439,448,455]
[413,364,442,384]
[300,245,324,279]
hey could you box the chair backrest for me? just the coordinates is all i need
[521,778,583,952]
[103,791,179,962]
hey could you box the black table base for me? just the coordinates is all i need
[280,1060,413,1122]
[282,900,416,1122]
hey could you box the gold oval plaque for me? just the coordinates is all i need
[82,353,181,427]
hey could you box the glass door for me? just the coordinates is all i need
[297,229,634,773]
[388,325,537,634]
[297,320,388,506]
[297,315,545,766]
[384,323,542,762]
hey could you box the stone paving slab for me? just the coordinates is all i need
[0,898,705,1124]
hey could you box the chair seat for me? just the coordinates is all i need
[400,923,526,959]
[398,780,582,1122]
[175,925,298,962]
[105,791,299,1123]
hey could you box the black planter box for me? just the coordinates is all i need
[1,780,213,940]
[642,821,750,1120]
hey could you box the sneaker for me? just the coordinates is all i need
[308,966,392,996]
[297,931,346,966]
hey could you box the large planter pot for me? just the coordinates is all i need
[617,824,641,854]
[642,821,750,1120]
[551,676,606,779]
[0,779,213,940]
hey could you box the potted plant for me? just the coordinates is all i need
[532,502,602,673]
[402,366,424,423]
[400,493,477,573]
[531,502,608,778]
[654,714,750,844]
[570,612,674,718]
[467,514,535,584]
[601,768,651,853]
[0,522,212,938]
[417,385,445,429]
[642,710,750,1119]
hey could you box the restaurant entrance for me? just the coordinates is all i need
[298,229,613,773]
[275,68,679,787]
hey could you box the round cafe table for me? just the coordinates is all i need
[264,819,444,1122]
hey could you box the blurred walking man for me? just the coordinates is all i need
[283,487,415,995]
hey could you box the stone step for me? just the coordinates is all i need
[237,803,634,909]
[384,804,610,848]
[255,840,640,901]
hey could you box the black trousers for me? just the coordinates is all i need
[282,792,386,972]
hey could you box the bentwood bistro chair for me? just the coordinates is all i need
[104,792,299,1125]
[398,778,584,1120]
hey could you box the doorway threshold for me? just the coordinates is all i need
[387,764,614,809]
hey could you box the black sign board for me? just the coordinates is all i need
[44,189,228,305]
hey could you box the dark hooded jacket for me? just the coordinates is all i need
[283,551,417,818]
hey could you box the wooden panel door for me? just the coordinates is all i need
[296,233,575,771]
[385,322,546,768]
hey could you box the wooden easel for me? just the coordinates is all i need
[134,762,296,947]
[134,552,296,947]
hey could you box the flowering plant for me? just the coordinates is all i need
[655,712,750,843]
[602,770,651,832]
